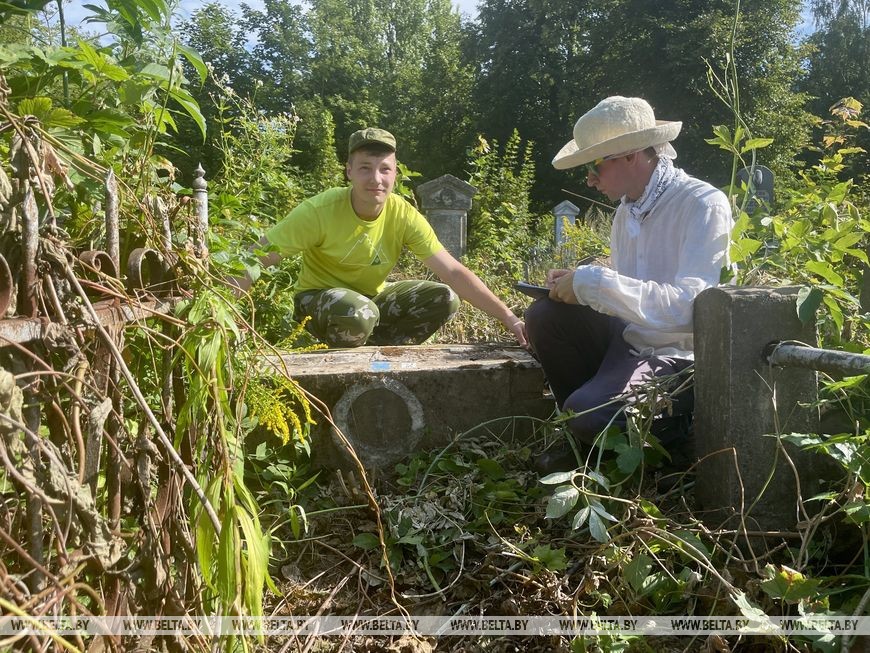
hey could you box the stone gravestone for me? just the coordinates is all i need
[737,164,775,213]
[693,286,830,532]
[552,200,581,247]
[416,175,477,259]
[268,344,552,470]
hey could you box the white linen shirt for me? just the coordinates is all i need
[572,168,733,359]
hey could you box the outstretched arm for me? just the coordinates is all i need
[423,249,527,347]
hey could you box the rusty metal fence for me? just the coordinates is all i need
[0,108,212,648]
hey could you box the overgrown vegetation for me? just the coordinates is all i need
[0,0,867,652]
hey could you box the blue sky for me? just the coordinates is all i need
[62,0,812,38]
[62,0,480,26]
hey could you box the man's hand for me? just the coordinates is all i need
[505,317,528,348]
[547,269,579,304]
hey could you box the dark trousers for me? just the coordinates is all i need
[524,298,692,445]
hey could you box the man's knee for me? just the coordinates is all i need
[524,298,560,339]
[431,283,460,318]
[299,289,380,346]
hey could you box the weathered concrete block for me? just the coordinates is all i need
[694,286,823,531]
[269,344,551,470]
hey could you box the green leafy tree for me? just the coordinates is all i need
[469,0,612,202]
[408,0,477,178]
[466,130,548,273]
[469,0,810,201]
[175,2,256,177]
[800,1,870,184]
[239,0,311,114]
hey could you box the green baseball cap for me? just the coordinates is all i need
[348,127,397,155]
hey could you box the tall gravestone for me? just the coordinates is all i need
[416,175,477,259]
[737,164,775,213]
[553,200,581,246]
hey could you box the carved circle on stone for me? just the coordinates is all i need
[332,377,425,467]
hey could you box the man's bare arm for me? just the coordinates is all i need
[423,249,527,347]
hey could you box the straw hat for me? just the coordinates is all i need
[552,96,681,170]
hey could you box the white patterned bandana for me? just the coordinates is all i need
[622,156,677,238]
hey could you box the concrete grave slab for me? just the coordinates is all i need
[268,344,553,470]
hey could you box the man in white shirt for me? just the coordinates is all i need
[527,96,733,473]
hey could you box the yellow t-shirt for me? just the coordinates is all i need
[266,187,444,296]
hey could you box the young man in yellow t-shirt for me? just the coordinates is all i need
[235,128,527,348]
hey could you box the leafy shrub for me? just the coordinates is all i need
[729,97,869,350]
[466,130,550,277]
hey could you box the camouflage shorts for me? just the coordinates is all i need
[294,280,460,347]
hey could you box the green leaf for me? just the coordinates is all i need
[136,0,169,23]
[176,41,208,84]
[796,286,824,325]
[705,124,734,151]
[436,458,468,474]
[75,39,129,81]
[805,261,843,289]
[843,501,870,525]
[18,97,85,129]
[476,458,505,480]
[673,530,711,558]
[217,507,240,605]
[833,232,864,251]
[85,109,134,137]
[779,432,825,449]
[822,294,844,333]
[169,87,206,139]
[639,499,664,519]
[586,470,610,490]
[236,508,270,619]
[760,564,822,603]
[572,505,591,530]
[195,477,222,590]
[730,237,762,262]
[397,533,423,545]
[139,62,172,82]
[546,485,579,519]
[624,554,652,593]
[844,248,869,264]
[352,533,380,550]
[587,510,609,543]
[532,544,568,572]
[826,182,851,204]
[540,470,575,485]
[821,202,838,224]
[0,0,51,18]
[740,138,774,153]
[732,590,770,623]
[589,499,618,522]
[616,446,643,474]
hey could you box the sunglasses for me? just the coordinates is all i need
[584,158,605,176]
[584,148,647,176]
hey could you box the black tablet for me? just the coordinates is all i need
[514,281,550,299]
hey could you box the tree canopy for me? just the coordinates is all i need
[171,0,838,211]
